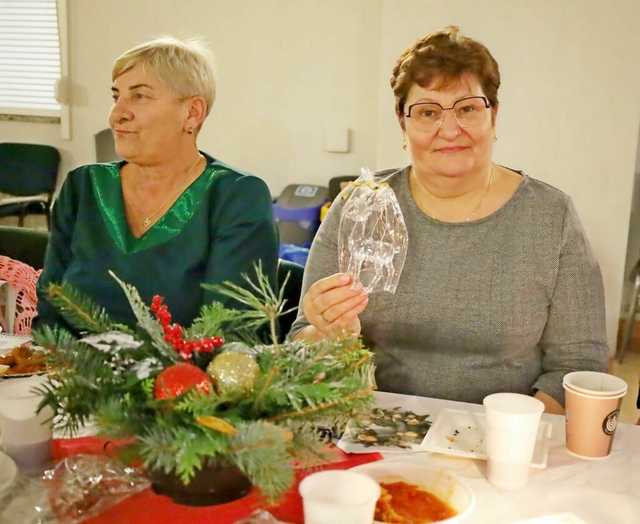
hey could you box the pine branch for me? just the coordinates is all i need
[174,389,237,417]
[282,421,331,468]
[251,365,281,414]
[267,387,374,423]
[202,261,284,346]
[45,282,116,333]
[186,302,244,338]
[187,302,263,346]
[32,324,81,354]
[109,271,177,363]
[138,424,230,483]
[230,421,293,503]
[173,427,229,484]
[138,425,180,475]
[94,397,151,439]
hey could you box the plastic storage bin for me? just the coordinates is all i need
[273,184,328,248]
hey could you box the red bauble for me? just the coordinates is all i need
[154,363,212,400]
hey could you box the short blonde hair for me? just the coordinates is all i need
[112,36,216,117]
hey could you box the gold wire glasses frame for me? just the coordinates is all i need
[404,96,491,130]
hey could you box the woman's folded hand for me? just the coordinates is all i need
[301,272,368,339]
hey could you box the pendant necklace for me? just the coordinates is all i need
[136,154,205,231]
[415,165,495,223]
[463,165,495,222]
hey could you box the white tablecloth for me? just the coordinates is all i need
[2,388,638,523]
[372,391,640,524]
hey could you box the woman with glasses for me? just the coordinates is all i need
[35,37,278,330]
[291,27,607,414]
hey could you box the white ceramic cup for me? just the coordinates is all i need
[299,470,380,524]
[483,393,544,491]
[0,375,53,473]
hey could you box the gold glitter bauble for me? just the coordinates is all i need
[207,351,259,396]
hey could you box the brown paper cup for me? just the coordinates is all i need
[563,372,628,459]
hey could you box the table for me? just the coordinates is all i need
[2,391,639,523]
[372,391,640,524]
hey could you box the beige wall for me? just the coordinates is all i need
[376,0,640,352]
[1,0,639,351]
[0,0,383,193]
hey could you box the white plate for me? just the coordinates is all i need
[351,459,475,523]
[420,408,552,469]
[0,451,18,494]
[0,335,31,354]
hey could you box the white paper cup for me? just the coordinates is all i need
[299,470,380,524]
[483,393,544,491]
[563,372,627,459]
[0,375,53,473]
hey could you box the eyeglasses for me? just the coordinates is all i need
[404,96,491,130]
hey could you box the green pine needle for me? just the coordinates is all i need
[230,421,294,503]
[202,261,289,346]
[45,282,116,333]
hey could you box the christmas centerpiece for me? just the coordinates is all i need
[34,265,375,506]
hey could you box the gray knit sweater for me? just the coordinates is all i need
[290,168,608,405]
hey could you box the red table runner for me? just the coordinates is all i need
[52,437,382,524]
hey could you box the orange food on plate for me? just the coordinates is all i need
[0,343,47,376]
[375,480,456,523]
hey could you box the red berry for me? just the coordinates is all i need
[151,295,166,314]
[212,336,224,347]
[152,295,163,306]
[154,363,212,400]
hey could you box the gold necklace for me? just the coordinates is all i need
[413,165,495,223]
[128,154,205,233]
[463,165,495,222]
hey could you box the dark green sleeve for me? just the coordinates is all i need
[33,172,78,330]
[203,174,278,308]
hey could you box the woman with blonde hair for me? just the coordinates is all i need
[36,36,278,329]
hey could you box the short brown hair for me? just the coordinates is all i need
[390,26,500,116]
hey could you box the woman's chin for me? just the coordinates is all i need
[114,145,137,163]
[430,163,476,179]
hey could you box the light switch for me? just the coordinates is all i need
[324,126,350,153]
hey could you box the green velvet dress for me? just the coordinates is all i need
[35,154,278,330]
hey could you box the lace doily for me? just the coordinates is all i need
[0,256,42,335]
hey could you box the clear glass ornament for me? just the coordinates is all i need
[338,168,408,294]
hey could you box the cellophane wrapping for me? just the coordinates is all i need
[338,168,408,294]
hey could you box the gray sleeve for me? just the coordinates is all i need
[288,195,345,338]
[533,197,609,405]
